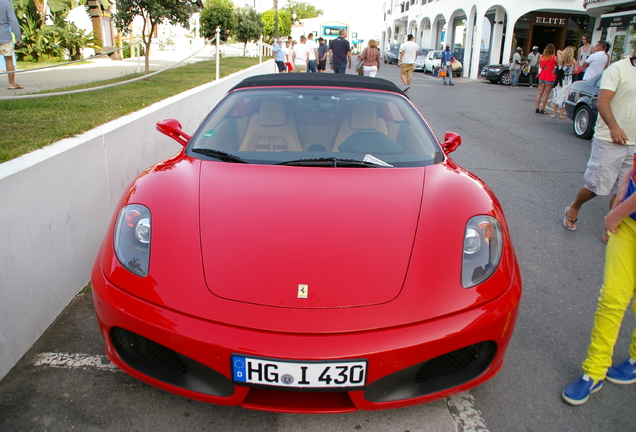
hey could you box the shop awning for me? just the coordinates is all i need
[599,10,636,28]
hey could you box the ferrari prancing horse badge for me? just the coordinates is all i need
[298,284,308,299]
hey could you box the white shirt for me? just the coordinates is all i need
[399,41,418,64]
[306,39,317,61]
[293,43,310,65]
[594,57,636,145]
[583,50,608,80]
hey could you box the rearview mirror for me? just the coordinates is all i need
[156,119,191,147]
[441,132,461,154]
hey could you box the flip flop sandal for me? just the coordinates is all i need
[7,85,23,90]
[563,206,577,231]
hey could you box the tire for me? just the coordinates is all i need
[384,58,387,63]
[573,105,594,140]
[499,71,511,85]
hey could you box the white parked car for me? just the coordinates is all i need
[424,50,443,74]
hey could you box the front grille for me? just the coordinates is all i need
[111,327,187,375]
[109,327,234,397]
[364,341,497,403]
[415,342,495,384]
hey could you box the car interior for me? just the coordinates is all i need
[191,89,441,166]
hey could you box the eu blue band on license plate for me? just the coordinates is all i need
[232,355,367,390]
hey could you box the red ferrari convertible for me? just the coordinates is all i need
[92,73,522,413]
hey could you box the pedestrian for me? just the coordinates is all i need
[562,44,636,244]
[398,34,418,91]
[510,47,523,88]
[272,38,286,73]
[535,43,557,114]
[292,35,310,73]
[329,28,351,74]
[575,33,594,81]
[1,0,22,90]
[527,46,540,88]
[551,46,578,119]
[439,45,455,86]
[582,40,610,81]
[284,40,293,72]
[358,39,380,77]
[316,37,328,73]
[562,48,636,407]
[305,33,318,73]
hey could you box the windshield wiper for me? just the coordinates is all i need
[191,148,248,164]
[275,155,393,168]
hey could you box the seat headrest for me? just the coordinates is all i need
[259,99,286,126]
[350,101,378,130]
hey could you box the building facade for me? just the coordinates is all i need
[382,0,601,79]
[584,0,636,63]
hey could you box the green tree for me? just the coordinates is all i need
[282,1,322,20]
[261,9,290,43]
[199,0,236,42]
[114,0,201,74]
[234,7,263,57]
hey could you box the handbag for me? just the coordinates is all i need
[356,54,364,76]
[439,69,447,77]
[450,59,462,71]
[285,62,293,72]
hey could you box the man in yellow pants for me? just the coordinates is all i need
[562,47,636,405]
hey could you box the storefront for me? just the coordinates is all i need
[382,0,588,80]
[584,1,636,62]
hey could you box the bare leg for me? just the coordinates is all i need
[4,55,17,88]
[535,83,544,110]
[565,187,597,229]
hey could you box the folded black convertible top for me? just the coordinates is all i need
[230,73,406,95]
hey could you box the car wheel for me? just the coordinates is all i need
[499,71,511,85]
[573,105,594,140]
[384,58,387,64]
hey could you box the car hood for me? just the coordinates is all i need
[483,64,506,69]
[199,164,424,309]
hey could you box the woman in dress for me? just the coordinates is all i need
[358,39,380,77]
[535,43,557,114]
[551,46,578,119]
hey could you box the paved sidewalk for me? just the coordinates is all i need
[0,49,216,95]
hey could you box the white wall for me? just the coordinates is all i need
[0,60,275,381]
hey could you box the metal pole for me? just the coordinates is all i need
[259,36,262,63]
[216,27,220,81]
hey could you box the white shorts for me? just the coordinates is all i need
[0,42,14,57]
[583,137,634,195]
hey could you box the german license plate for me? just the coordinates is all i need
[231,355,366,390]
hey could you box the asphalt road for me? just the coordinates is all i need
[1,63,635,431]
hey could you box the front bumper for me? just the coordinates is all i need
[92,267,520,413]
[481,68,501,81]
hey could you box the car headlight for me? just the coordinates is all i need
[114,204,151,277]
[461,215,502,288]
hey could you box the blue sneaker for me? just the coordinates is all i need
[606,357,636,385]
[562,375,603,405]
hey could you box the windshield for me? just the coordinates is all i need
[417,49,428,57]
[433,51,443,59]
[188,88,442,167]
[389,44,400,54]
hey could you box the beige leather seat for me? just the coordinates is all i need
[238,99,302,152]
[332,101,388,152]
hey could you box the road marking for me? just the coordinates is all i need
[32,352,119,372]
[446,392,490,432]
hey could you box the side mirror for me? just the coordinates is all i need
[441,132,461,154]
[156,119,191,147]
